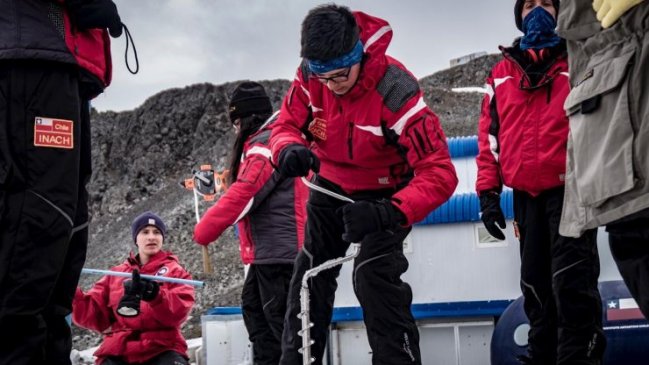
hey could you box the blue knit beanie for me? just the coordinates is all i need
[131,211,166,244]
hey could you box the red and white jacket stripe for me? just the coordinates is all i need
[269,12,457,225]
[72,250,194,364]
[476,46,571,197]
[194,120,308,265]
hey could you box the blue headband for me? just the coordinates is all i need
[307,40,364,74]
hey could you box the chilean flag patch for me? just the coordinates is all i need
[607,298,645,321]
[34,117,73,149]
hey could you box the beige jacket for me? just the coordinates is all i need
[557,0,649,237]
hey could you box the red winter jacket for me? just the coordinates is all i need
[72,251,194,365]
[0,0,112,96]
[269,12,458,225]
[194,118,308,264]
[476,43,570,197]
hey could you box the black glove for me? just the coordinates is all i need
[479,191,506,240]
[140,278,159,302]
[277,144,320,177]
[116,269,143,317]
[67,0,123,38]
[339,199,404,242]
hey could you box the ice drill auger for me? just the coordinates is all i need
[297,176,360,364]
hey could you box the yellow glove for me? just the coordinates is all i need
[593,0,645,28]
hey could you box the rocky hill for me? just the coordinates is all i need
[72,54,502,349]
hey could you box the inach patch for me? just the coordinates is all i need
[34,117,73,149]
[308,118,327,141]
[157,267,169,276]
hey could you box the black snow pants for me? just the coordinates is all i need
[514,187,604,364]
[242,263,294,365]
[0,61,91,365]
[279,176,420,365]
[607,210,649,320]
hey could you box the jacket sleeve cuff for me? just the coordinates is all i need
[193,221,216,246]
[391,198,414,226]
[478,189,501,197]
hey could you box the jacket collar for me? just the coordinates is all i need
[500,38,567,89]
[127,250,176,268]
[501,38,567,68]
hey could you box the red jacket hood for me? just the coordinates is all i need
[345,11,393,99]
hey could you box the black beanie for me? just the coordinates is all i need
[515,0,560,31]
[228,81,273,122]
[131,211,166,244]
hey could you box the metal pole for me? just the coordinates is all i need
[194,187,214,274]
[193,188,201,222]
[81,268,205,287]
[300,177,354,203]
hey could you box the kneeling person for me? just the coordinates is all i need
[73,212,195,365]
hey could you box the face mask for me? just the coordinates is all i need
[520,6,561,50]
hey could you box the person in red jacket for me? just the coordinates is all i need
[0,1,122,363]
[269,5,457,364]
[194,81,307,365]
[475,1,604,364]
[73,212,195,365]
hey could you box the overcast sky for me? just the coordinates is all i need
[94,0,522,112]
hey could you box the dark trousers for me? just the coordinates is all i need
[0,61,91,365]
[607,213,649,319]
[101,351,189,365]
[279,177,420,365]
[514,187,604,364]
[242,263,294,365]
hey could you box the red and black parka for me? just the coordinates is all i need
[72,250,194,365]
[269,12,458,225]
[194,116,308,265]
[0,0,112,97]
[476,42,571,197]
